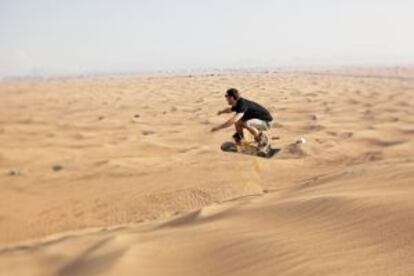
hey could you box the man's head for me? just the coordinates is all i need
[225,88,240,105]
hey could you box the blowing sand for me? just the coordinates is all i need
[0,68,413,275]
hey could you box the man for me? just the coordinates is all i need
[211,88,273,151]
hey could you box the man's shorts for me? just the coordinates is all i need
[245,119,271,131]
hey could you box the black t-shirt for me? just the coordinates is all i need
[231,97,273,122]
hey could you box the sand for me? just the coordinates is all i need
[0,68,413,275]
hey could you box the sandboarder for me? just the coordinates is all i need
[211,88,273,153]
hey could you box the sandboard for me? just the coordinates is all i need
[220,141,280,159]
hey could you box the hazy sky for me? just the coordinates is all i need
[0,0,413,77]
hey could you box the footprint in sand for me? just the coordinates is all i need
[52,165,64,172]
[304,92,318,97]
[350,151,383,165]
[339,132,353,139]
[362,109,374,120]
[142,130,156,136]
[8,169,22,176]
[347,99,360,105]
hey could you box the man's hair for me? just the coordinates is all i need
[226,88,240,100]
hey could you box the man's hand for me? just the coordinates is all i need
[211,113,244,133]
[211,126,220,132]
[217,108,231,116]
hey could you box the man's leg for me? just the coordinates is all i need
[233,120,245,145]
[242,120,260,140]
[243,119,271,150]
[235,120,244,136]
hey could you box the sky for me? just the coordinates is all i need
[0,0,413,77]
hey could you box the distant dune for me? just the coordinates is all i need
[0,68,413,275]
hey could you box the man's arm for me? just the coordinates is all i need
[211,113,244,132]
[217,107,232,115]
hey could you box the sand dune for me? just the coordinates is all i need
[0,68,413,275]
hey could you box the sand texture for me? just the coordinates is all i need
[0,68,413,275]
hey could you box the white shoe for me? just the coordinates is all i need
[256,132,269,148]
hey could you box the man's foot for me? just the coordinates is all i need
[255,132,270,150]
[232,132,245,145]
